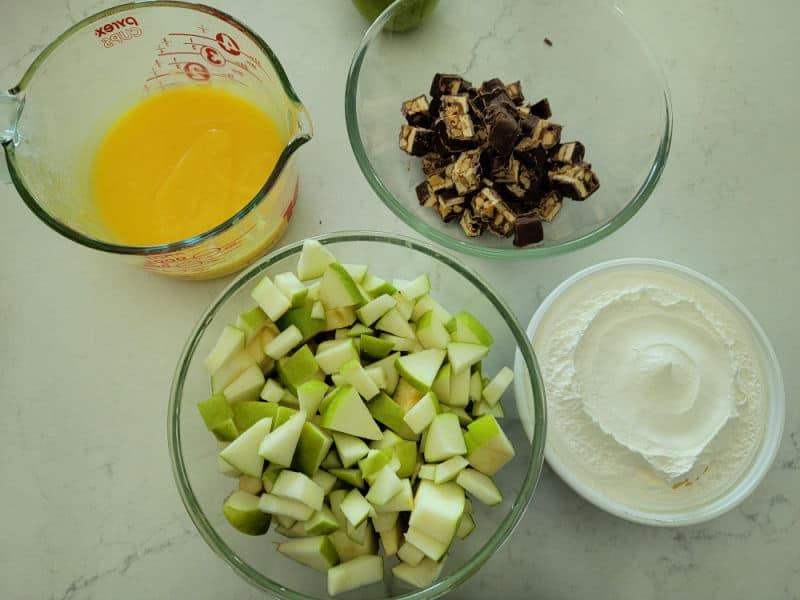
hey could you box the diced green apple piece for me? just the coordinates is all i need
[197,394,238,441]
[276,344,322,394]
[251,275,292,321]
[257,410,307,467]
[403,527,448,562]
[396,349,446,392]
[297,239,336,281]
[411,294,453,326]
[211,350,256,394]
[347,518,369,544]
[379,334,422,353]
[204,325,245,374]
[304,504,340,535]
[440,404,473,425]
[265,325,303,360]
[327,554,383,596]
[358,448,393,480]
[340,489,372,527]
[370,352,401,393]
[448,364,471,408]
[258,493,314,521]
[415,310,451,350]
[320,385,383,440]
[379,523,402,557]
[324,306,357,330]
[365,466,404,506]
[275,520,311,538]
[392,292,414,321]
[447,342,489,374]
[364,364,388,390]
[315,339,358,374]
[292,421,333,477]
[393,439,418,478]
[239,474,263,495]
[219,417,272,478]
[341,263,368,283]
[332,431,371,468]
[433,455,469,484]
[403,391,440,434]
[456,513,475,539]
[347,323,374,337]
[482,366,514,406]
[319,263,364,309]
[360,334,394,361]
[277,302,325,345]
[340,358,380,400]
[328,525,378,563]
[328,468,366,490]
[297,379,329,416]
[418,464,435,480]
[396,541,425,567]
[396,273,431,302]
[245,327,276,372]
[362,273,397,297]
[321,448,343,469]
[471,399,505,418]
[374,478,413,512]
[222,490,271,536]
[424,413,467,463]
[311,470,338,495]
[464,415,515,475]
[451,311,494,346]
[469,370,483,402]
[272,469,326,512]
[393,557,446,588]
[431,363,451,404]
[274,272,308,308]
[393,378,425,413]
[232,401,278,432]
[455,469,503,506]
[374,307,415,339]
[223,364,265,404]
[367,393,418,441]
[260,378,285,403]
[371,510,399,533]
[236,307,269,344]
[311,300,325,320]
[409,480,465,545]
[274,514,298,529]
[260,464,282,492]
[356,294,397,326]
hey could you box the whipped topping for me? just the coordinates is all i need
[535,263,767,512]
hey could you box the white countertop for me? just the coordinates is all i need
[1,1,798,598]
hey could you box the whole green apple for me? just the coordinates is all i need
[351,0,440,32]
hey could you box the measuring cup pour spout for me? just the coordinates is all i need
[0,91,23,182]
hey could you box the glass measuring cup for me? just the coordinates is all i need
[0,1,312,280]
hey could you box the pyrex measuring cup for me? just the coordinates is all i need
[1,1,312,279]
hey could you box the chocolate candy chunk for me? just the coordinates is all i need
[491,156,520,184]
[525,190,562,222]
[513,217,544,247]
[472,186,520,236]
[451,149,482,195]
[430,74,470,98]
[421,153,450,176]
[399,125,436,156]
[437,195,466,222]
[479,78,506,95]
[516,117,562,150]
[505,81,524,105]
[484,102,520,157]
[435,95,476,151]
[427,167,454,193]
[416,181,438,207]
[401,95,431,127]
[530,98,552,119]
[487,201,517,237]
[460,208,484,237]
[552,141,586,164]
[549,161,600,200]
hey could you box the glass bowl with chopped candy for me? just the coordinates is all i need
[168,232,546,598]
[346,0,672,258]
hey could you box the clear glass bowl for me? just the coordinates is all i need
[168,231,546,599]
[345,0,672,259]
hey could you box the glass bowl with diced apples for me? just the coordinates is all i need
[345,0,672,258]
[168,231,545,598]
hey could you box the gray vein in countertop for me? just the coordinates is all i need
[50,530,193,600]
[462,0,513,75]
[778,431,800,470]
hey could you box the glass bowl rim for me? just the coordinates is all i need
[168,230,547,599]
[344,0,673,260]
[520,257,785,526]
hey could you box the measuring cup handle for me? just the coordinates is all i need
[1,91,23,183]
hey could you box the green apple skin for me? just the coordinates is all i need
[277,303,326,344]
[222,490,271,536]
[320,385,383,440]
[277,344,322,395]
[197,394,239,441]
[292,421,334,477]
[351,0,440,32]
[360,334,395,360]
[368,392,419,441]
[328,468,366,490]
[464,414,515,475]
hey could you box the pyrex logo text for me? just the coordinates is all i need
[95,16,138,37]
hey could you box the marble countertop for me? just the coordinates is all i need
[1,1,798,598]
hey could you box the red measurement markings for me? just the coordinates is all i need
[183,62,210,81]
[168,32,267,74]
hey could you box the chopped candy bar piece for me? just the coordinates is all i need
[399,125,436,156]
[427,168,454,193]
[513,217,544,247]
[529,190,562,222]
[505,81,524,105]
[437,195,466,222]
[484,102,520,157]
[460,208,484,237]
[421,153,450,177]
[451,149,482,195]
[430,74,470,98]
[491,156,520,184]
[516,118,562,151]
[549,162,600,200]
[401,95,431,127]
[416,181,438,208]
[440,94,470,115]
[552,141,586,164]
[487,200,518,238]
[529,98,552,119]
